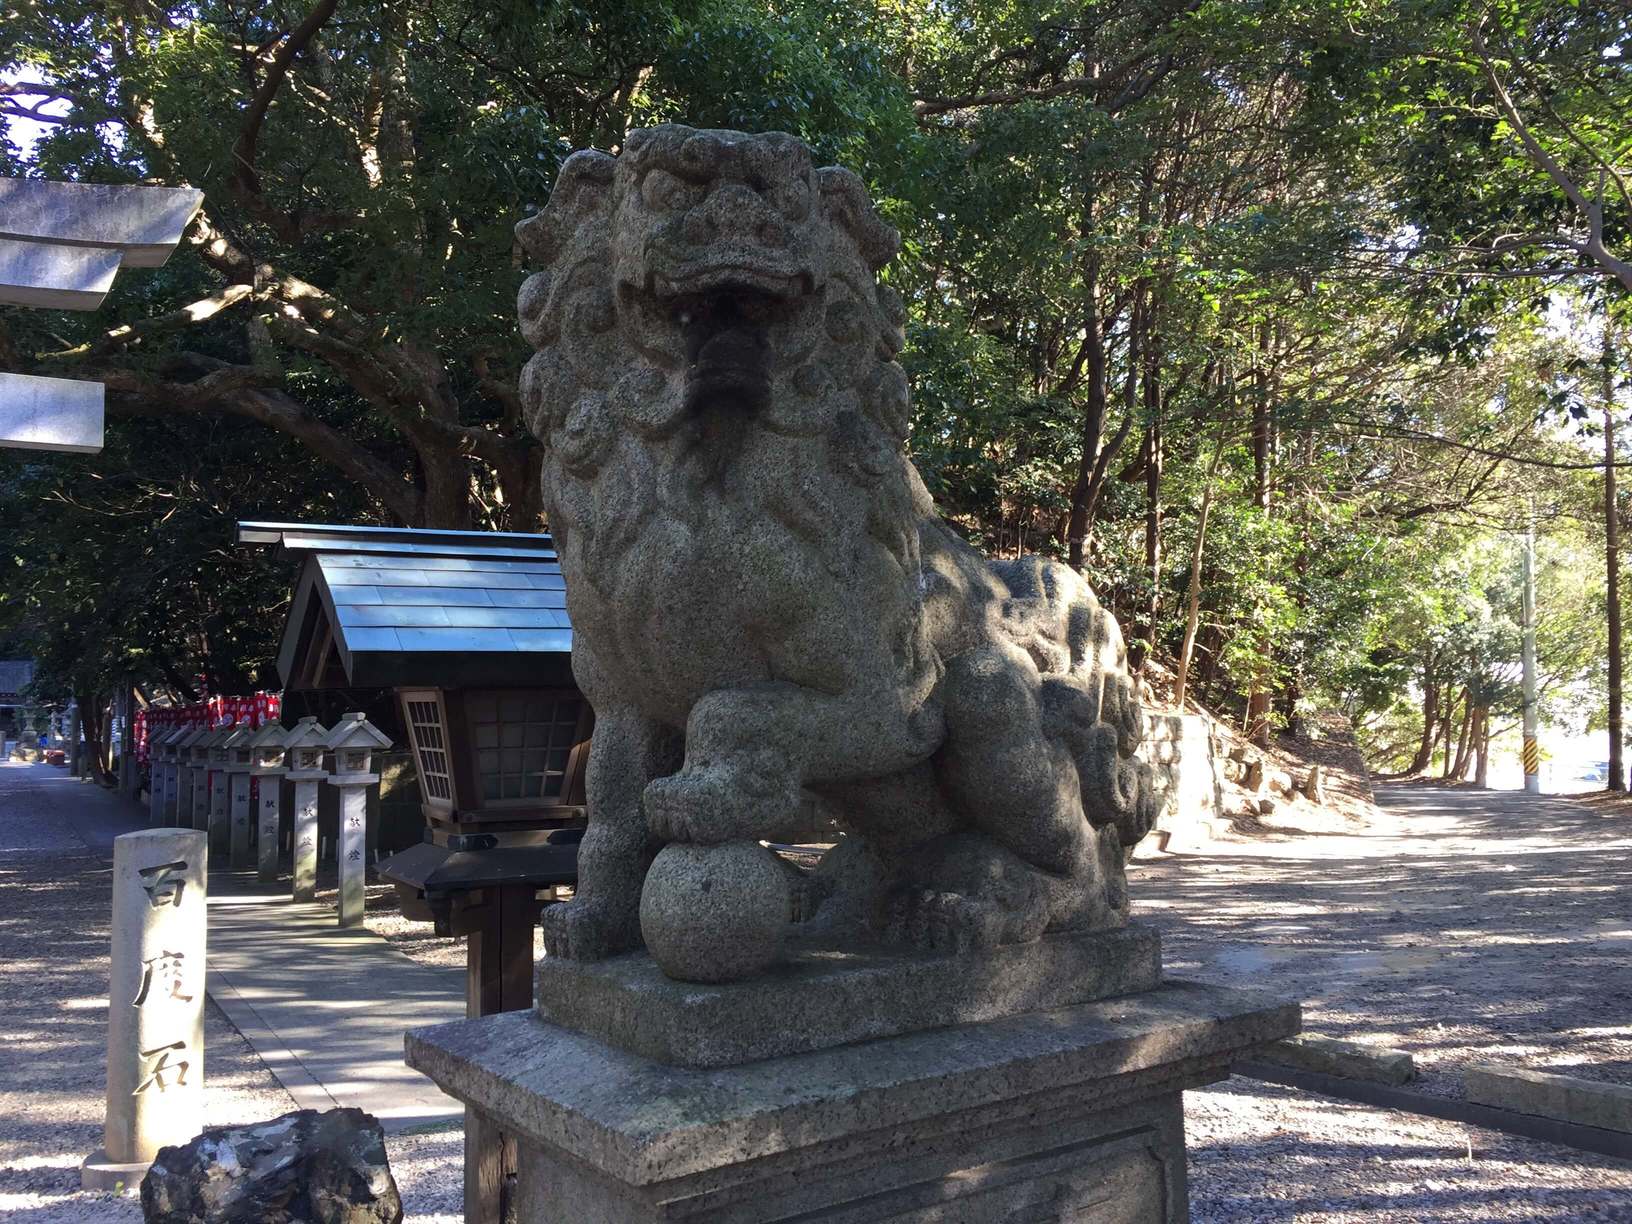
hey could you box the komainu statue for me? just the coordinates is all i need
[517,126,1154,980]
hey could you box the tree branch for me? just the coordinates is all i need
[42,285,255,359]
[229,0,341,236]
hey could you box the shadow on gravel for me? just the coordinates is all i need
[1134,785,1632,1094]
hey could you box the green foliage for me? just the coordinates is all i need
[1,0,1627,775]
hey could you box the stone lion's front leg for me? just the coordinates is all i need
[542,706,679,961]
[644,681,941,845]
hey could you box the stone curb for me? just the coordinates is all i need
[1465,1065,1632,1135]
[1237,1061,1632,1161]
[1257,1035,1416,1086]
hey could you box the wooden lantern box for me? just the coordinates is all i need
[241,521,588,1013]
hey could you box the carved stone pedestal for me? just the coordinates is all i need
[408,945,1298,1223]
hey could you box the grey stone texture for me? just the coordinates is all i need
[639,840,791,982]
[0,177,203,267]
[139,1107,403,1223]
[538,923,1161,1067]
[1,371,106,453]
[1259,1035,1417,1086]
[0,235,121,309]
[518,125,1155,979]
[83,829,206,1192]
[1466,1065,1632,1134]
[407,980,1299,1222]
[1138,711,1225,848]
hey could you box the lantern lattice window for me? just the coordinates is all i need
[403,691,454,804]
[468,692,584,802]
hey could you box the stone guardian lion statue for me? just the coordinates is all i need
[516,125,1154,973]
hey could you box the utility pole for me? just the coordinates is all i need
[1606,317,1624,792]
[1521,500,1540,794]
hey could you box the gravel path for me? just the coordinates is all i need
[4,761,1630,1221]
[0,762,461,1222]
[1132,782,1632,1101]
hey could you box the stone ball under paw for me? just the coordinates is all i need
[640,841,790,983]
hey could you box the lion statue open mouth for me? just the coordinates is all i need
[516,125,1154,974]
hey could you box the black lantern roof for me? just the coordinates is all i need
[240,521,575,691]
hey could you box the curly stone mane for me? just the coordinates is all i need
[515,126,1154,976]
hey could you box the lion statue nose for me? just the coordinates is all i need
[682,183,792,250]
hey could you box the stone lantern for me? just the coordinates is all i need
[321,712,393,927]
[247,722,290,883]
[282,717,330,903]
[221,724,256,871]
[174,727,212,832]
[153,726,189,826]
[193,726,230,855]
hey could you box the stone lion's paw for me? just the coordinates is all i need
[541,899,637,962]
[881,889,1006,954]
[644,760,799,845]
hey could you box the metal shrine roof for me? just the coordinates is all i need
[240,521,576,692]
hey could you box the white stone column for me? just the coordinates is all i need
[208,761,229,857]
[333,782,370,927]
[174,757,193,829]
[289,778,321,903]
[82,828,205,1193]
[147,756,165,826]
[282,718,330,905]
[161,756,180,826]
[254,775,282,883]
[188,763,209,833]
[228,768,252,871]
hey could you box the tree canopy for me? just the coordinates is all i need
[2,0,1628,782]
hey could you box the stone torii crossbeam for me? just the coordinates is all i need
[0,177,203,454]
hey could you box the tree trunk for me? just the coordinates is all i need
[1065,246,1107,570]
[1440,681,1457,777]
[1606,318,1624,791]
[1175,415,1231,709]
[1409,659,1439,775]
[74,689,113,786]
[1245,690,1273,748]
[1137,321,1162,670]
[1450,691,1473,780]
[1473,707,1491,788]
[1252,319,1272,510]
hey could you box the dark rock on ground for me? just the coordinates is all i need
[141,1107,403,1223]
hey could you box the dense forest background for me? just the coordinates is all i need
[2,0,1629,784]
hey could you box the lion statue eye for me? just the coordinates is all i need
[641,168,702,213]
[777,175,811,221]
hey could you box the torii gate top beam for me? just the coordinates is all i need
[0,177,204,454]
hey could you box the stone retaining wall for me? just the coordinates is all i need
[1138,711,1225,850]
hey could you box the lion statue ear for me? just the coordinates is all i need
[818,166,900,271]
[516,149,617,265]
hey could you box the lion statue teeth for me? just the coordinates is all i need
[516,125,1155,975]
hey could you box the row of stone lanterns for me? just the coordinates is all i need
[145,712,391,927]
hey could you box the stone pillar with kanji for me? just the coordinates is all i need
[322,713,391,928]
[160,728,185,825]
[223,726,255,871]
[247,722,290,883]
[183,731,211,833]
[205,728,231,857]
[82,828,205,1193]
[282,717,329,904]
[172,729,200,829]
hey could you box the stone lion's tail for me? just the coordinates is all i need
[990,556,1157,847]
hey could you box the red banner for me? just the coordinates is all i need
[135,691,282,764]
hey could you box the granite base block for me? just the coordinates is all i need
[535,924,1162,1068]
[407,979,1300,1223]
[80,1149,148,1195]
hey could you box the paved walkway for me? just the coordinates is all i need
[1132,782,1632,1098]
[0,760,462,1131]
